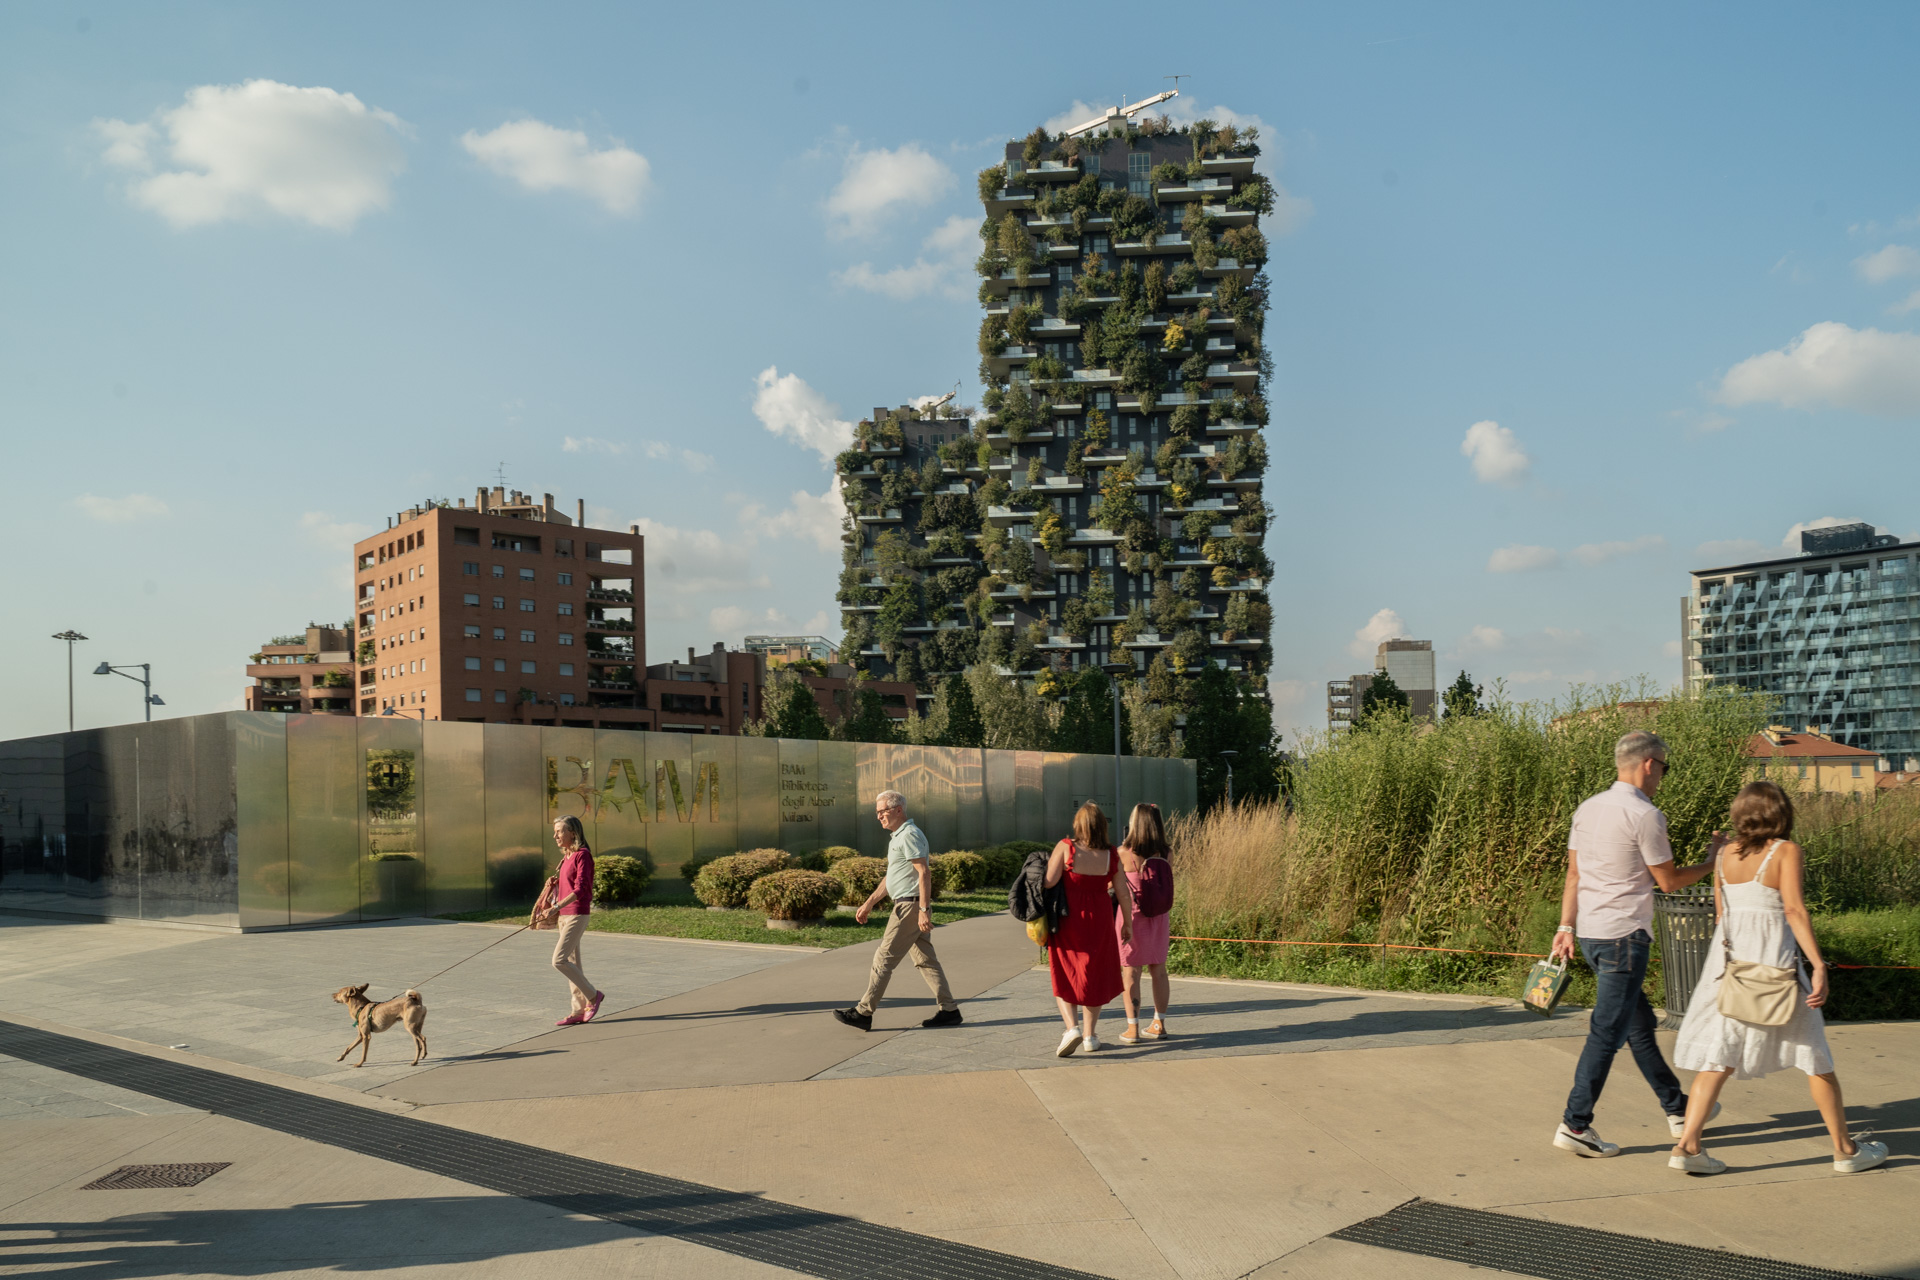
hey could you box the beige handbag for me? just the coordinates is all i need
[1713,855,1800,1027]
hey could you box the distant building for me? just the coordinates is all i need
[744,635,836,667]
[1686,521,1918,767]
[1747,726,1879,796]
[644,644,916,735]
[1328,638,1435,730]
[245,623,356,715]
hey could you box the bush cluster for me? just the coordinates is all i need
[930,851,988,894]
[828,856,888,906]
[747,869,842,921]
[692,849,791,909]
[821,846,863,866]
[593,852,655,906]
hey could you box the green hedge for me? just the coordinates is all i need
[747,869,842,920]
[931,851,988,894]
[692,849,791,909]
[593,852,655,906]
[829,857,888,906]
[1815,908,1920,1021]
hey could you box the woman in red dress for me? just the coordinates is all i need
[1045,801,1133,1056]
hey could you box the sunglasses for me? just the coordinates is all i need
[1652,758,1672,776]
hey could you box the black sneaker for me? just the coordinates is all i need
[922,1008,963,1029]
[832,1008,873,1032]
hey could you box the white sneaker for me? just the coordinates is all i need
[1553,1123,1620,1157]
[1055,1028,1082,1058]
[1835,1140,1889,1174]
[1667,1101,1722,1138]
[1083,1033,1102,1052]
[1669,1149,1727,1175]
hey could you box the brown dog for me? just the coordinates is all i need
[331,984,428,1067]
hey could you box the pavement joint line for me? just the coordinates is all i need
[446,918,830,954]
[1,1018,1105,1280]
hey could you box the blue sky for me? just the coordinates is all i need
[3,2,1918,743]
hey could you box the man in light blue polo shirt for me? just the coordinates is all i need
[832,790,962,1032]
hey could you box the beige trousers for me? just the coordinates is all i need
[856,901,956,1016]
[552,914,595,1012]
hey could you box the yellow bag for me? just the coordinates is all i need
[1026,914,1051,947]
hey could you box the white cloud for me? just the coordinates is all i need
[1464,625,1507,651]
[1542,627,1586,644]
[1569,534,1666,566]
[825,144,952,236]
[1893,289,1920,316]
[746,484,846,554]
[1854,245,1920,284]
[837,214,977,301]
[75,493,169,523]
[752,366,854,464]
[562,435,626,455]
[1348,608,1408,659]
[1488,544,1560,573]
[95,80,405,230]
[629,517,768,597]
[298,510,374,549]
[1460,420,1531,486]
[460,120,649,215]
[1663,639,1684,658]
[1716,322,1920,417]
[710,605,792,638]
[641,440,713,472]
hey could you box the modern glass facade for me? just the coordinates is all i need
[1686,534,1920,765]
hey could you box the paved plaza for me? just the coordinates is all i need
[1,909,1914,1279]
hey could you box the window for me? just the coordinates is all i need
[558,663,574,676]
[520,629,536,642]
[408,568,415,581]
[558,602,574,616]
[454,527,480,545]
[492,533,541,553]
[1057,263,1073,284]
[1128,153,1150,197]
[521,661,537,674]
[559,693,575,706]
[1091,236,1109,256]
[556,538,573,557]
[492,627,506,641]
[557,571,573,585]
[492,565,505,578]
[463,562,478,576]
[558,633,574,646]
[494,690,507,703]
[1852,763,1863,778]
[465,689,482,702]
[519,567,535,581]
[493,659,506,672]
[464,624,480,638]
[519,599,536,612]
[464,657,481,671]
[463,593,481,606]
[492,596,506,609]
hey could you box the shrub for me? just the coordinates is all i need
[931,851,989,894]
[821,845,862,866]
[593,852,655,906]
[788,848,829,872]
[977,845,1026,885]
[692,849,791,909]
[829,856,888,906]
[678,847,724,884]
[748,869,842,921]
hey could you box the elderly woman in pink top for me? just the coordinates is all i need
[535,815,604,1026]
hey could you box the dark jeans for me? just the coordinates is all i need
[1563,930,1685,1130]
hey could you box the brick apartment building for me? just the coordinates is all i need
[244,623,356,714]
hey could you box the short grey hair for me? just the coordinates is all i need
[874,790,905,811]
[1615,730,1667,771]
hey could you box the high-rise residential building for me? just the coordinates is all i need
[245,622,355,715]
[352,488,646,727]
[1327,638,1436,730]
[835,114,1272,689]
[1685,522,1918,766]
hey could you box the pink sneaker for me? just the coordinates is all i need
[555,1012,586,1027]
[582,992,605,1023]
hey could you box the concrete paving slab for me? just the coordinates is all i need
[1245,1236,1530,1279]
[944,1219,1182,1280]
[382,911,1039,1103]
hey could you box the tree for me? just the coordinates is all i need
[941,671,984,748]
[1359,669,1410,721]
[1444,669,1483,719]
[1053,666,1122,755]
[1182,665,1279,810]
[760,673,830,741]
[836,686,898,743]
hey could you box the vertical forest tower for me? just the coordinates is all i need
[836,114,1274,737]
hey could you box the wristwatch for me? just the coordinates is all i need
[1555,925,1575,934]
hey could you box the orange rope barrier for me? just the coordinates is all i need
[1169,936,1920,970]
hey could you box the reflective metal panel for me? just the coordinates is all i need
[235,713,289,929]
[854,744,888,856]
[815,742,859,851]
[1068,752,1100,817]
[1043,753,1074,844]
[593,728,651,869]
[0,734,67,913]
[542,726,599,873]
[483,723,544,906]
[135,717,235,926]
[98,728,142,920]
[423,721,487,915]
[920,746,959,853]
[1117,756,1145,835]
[359,717,424,921]
[771,738,818,852]
[644,731,697,875]
[953,749,985,851]
[288,714,361,926]
[984,748,1017,847]
[1014,751,1045,846]
[691,736,737,860]
[735,736,779,852]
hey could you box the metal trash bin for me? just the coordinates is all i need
[1653,885,1717,1029]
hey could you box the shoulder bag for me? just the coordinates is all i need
[1714,853,1800,1027]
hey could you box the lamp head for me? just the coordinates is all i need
[148,695,165,706]
[92,663,112,675]
[1101,662,1131,677]
[1219,750,1237,760]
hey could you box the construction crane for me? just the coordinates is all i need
[1061,89,1180,138]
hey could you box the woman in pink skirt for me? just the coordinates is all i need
[1115,803,1173,1044]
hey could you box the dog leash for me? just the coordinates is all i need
[411,923,533,989]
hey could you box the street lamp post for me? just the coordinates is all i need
[1102,661,1131,818]
[51,631,88,731]
[93,662,164,722]
[1219,749,1237,808]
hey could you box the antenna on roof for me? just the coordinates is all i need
[494,461,508,488]
[1165,74,1190,93]
[1062,88,1180,138]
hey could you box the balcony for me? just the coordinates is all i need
[981,267,1053,297]
[1154,177,1235,202]
[984,186,1037,216]
[1201,202,1255,225]
[585,587,634,604]
[1219,576,1267,593]
[856,509,904,524]
[1122,632,1171,649]
[989,585,1055,600]
[1036,635,1086,650]
[1025,160,1082,182]
[1201,155,1257,178]
[1031,317,1082,337]
[1168,289,1217,305]
[586,617,636,632]
[1207,362,1261,387]
[1202,256,1256,281]
[1114,234,1193,256]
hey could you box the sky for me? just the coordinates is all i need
[3,2,1918,745]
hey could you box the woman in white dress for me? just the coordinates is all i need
[1670,780,1887,1175]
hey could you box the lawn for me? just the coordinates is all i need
[440,877,1015,949]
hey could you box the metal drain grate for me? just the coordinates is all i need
[0,1021,1097,1280]
[82,1162,230,1190]
[1333,1199,1870,1280]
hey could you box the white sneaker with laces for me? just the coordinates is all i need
[1083,1033,1102,1052]
[1835,1140,1888,1174]
[1669,1149,1727,1175]
[1055,1028,1082,1058]
[1667,1101,1722,1138]
[1552,1123,1620,1157]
